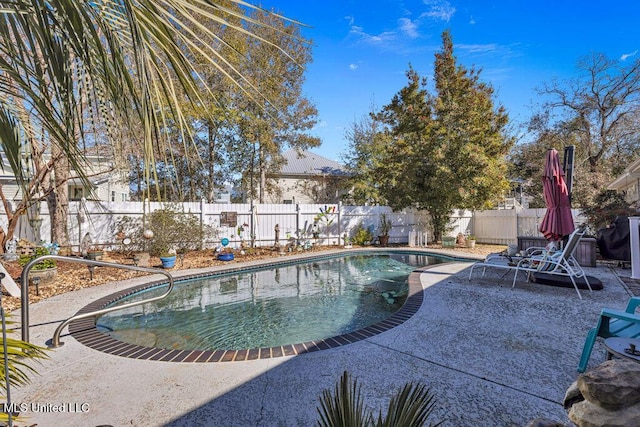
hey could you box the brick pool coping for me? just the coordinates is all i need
[68,252,446,362]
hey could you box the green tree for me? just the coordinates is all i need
[347,31,513,240]
[233,7,320,203]
[343,104,393,205]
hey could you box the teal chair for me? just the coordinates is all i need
[577,297,640,372]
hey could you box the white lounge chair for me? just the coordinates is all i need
[469,225,591,299]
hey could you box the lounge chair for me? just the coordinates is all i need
[577,297,640,372]
[469,225,591,299]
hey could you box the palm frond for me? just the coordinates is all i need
[375,383,441,427]
[317,371,441,427]
[0,0,305,202]
[317,370,372,427]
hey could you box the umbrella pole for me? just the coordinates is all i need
[563,145,575,204]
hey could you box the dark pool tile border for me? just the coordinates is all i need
[68,254,451,362]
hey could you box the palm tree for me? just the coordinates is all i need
[0,0,298,249]
[0,2,297,423]
[317,371,442,427]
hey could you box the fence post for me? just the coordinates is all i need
[200,198,206,250]
[630,217,640,279]
[337,201,342,244]
[250,203,256,248]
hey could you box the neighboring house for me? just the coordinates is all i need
[265,149,350,204]
[608,157,640,205]
[0,153,130,203]
[68,155,130,202]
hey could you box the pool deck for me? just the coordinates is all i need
[8,248,637,426]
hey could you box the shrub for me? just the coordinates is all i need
[115,204,218,256]
[18,246,56,270]
[351,222,373,246]
[581,190,637,233]
[378,213,393,236]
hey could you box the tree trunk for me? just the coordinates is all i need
[207,123,216,202]
[259,144,266,203]
[48,146,70,247]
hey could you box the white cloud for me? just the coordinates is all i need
[349,25,397,45]
[398,17,419,39]
[422,0,456,22]
[621,50,638,61]
[457,43,498,54]
[349,63,358,71]
[469,15,476,25]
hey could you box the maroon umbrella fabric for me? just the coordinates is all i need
[539,148,575,242]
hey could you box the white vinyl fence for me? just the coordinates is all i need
[4,200,586,251]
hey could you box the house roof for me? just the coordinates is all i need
[608,157,640,190]
[280,149,348,177]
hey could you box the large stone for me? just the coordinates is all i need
[563,380,584,409]
[569,400,640,427]
[578,359,640,410]
[133,252,150,267]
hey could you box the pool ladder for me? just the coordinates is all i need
[19,255,175,347]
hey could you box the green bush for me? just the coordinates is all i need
[351,222,374,246]
[581,190,637,233]
[115,204,217,256]
[18,246,56,270]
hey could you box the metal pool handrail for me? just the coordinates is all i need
[19,255,174,347]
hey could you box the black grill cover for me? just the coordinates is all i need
[597,216,631,261]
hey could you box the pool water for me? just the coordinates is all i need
[97,252,446,351]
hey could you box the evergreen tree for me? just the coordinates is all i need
[347,30,513,240]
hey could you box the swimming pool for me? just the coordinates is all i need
[69,250,458,362]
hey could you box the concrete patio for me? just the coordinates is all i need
[7,250,636,426]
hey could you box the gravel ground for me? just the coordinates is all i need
[1,243,505,312]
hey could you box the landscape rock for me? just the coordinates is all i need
[567,359,640,426]
[569,399,640,427]
[578,359,640,409]
[563,380,583,409]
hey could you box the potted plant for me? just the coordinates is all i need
[342,233,353,249]
[466,235,477,248]
[159,248,177,268]
[216,237,234,261]
[378,213,393,246]
[18,246,57,284]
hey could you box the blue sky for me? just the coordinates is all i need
[263,1,640,161]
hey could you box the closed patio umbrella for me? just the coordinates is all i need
[539,148,575,242]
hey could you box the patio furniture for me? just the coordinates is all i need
[604,337,640,363]
[469,225,591,299]
[577,297,640,372]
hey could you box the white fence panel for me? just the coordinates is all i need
[472,209,517,245]
[3,200,591,251]
[448,210,473,238]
